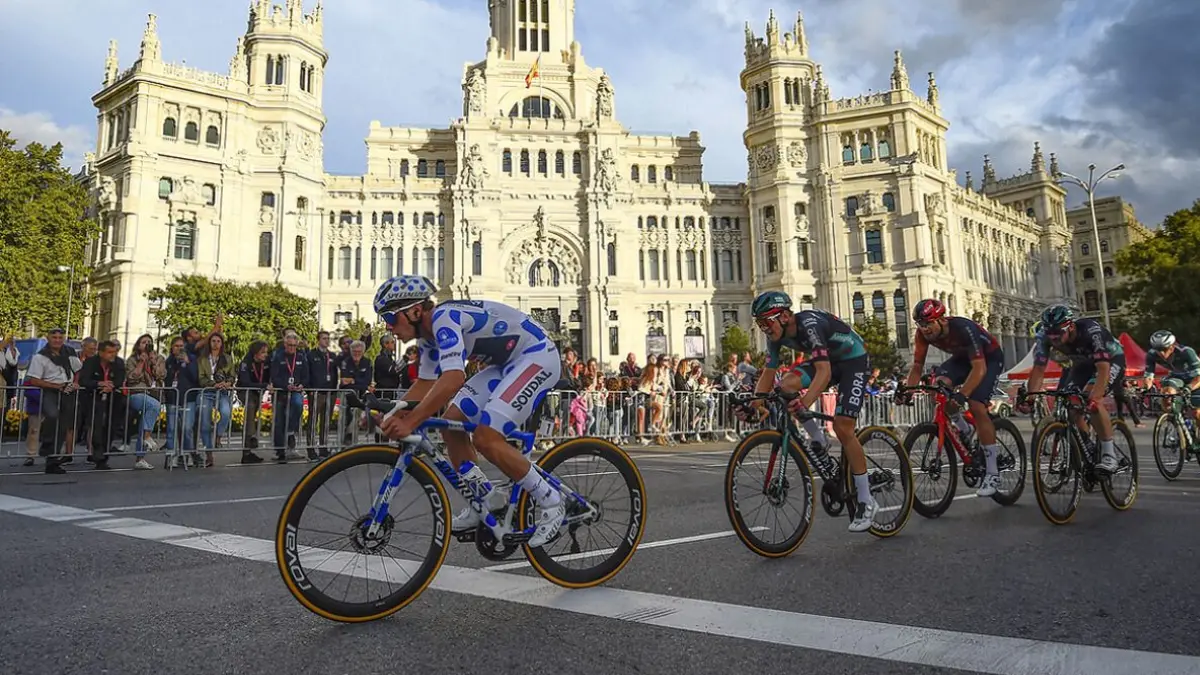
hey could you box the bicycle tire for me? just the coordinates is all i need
[724,428,815,558]
[902,422,958,518]
[1101,420,1138,511]
[518,437,647,588]
[275,444,451,623]
[854,425,914,538]
[989,416,1027,507]
[1151,413,1185,480]
[1030,421,1081,525]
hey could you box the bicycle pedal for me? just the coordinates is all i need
[502,531,533,545]
[453,529,477,543]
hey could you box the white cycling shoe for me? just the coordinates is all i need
[976,473,1002,497]
[528,498,567,548]
[848,499,878,533]
[451,489,508,532]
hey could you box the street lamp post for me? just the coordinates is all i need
[56,264,75,337]
[1053,162,1125,330]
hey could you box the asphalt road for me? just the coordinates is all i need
[3,421,1200,675]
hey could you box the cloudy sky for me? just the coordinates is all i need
[1,0,1196,227]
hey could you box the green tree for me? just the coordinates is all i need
[338,316,388,361]
[719,324,754,368]
[0,130,99,336]
[1114,199,1200,345]
[853,316,906,375]
[147,274,318,356]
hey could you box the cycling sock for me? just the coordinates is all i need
[952,413,973,436]
[802,418,828,447]
[519,465,562,505]
[983,444,999,475]
[1099,438,1115,458]
[853,472,872,503]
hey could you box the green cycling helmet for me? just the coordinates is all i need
[1040,303,1077,331]
[752,290,792,317]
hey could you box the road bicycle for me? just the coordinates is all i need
[898,384,1026,518]
[723,388,913,558]
[1147,391,1199,480]
[1025,390,1137,525]
[275,391,647,623]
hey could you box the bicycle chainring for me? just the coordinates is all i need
[475,522,521,560]
[820,479,844,516]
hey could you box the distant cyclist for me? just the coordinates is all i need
[742,291,878,532]
[372,275,566,547]
[1143,330,1200,429]
[1020,304,1123,473]
[897,298,1006,497]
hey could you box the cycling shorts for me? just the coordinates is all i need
[935,354,1004,404]
[449,342,562,437]
[1060,355,1125,397]
[790,355,870,419]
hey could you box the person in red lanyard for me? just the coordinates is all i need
[78,340,126,470]
[305,330,338,459]
[236,340,270,463]
[270,331,310,462]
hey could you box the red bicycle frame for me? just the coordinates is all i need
[929,388,978,467]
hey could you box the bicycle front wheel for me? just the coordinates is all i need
[854,426,914,538]
[1031,422,1081,525]
[518,437,647,589]
[902,422,958,518]
[275,444,451,623]
[1101,420,1138,511]
[724,429,815,558]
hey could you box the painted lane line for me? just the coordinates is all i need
[483,527,768,572]
[4,493,1200,675]
[97,495,287,512]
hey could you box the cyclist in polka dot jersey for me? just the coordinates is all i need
[372,275,566,547]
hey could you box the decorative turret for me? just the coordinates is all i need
[794,11,808,55]
[813,64,828,100]
[103,40,118,85]
[926,71,939,108]
[247,0,323,42]
[1031,141,1045,172]
[743,9,811,66]
[765,9,779,44]
[229,36,248,81]
[138,14,161,63]
[982,154,996,185]
[890,50,909,91]
[1049,152,1059,177]
[965,171,974,191]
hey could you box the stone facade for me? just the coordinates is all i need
[1065,196,1151,324]
[81,2,1075,369]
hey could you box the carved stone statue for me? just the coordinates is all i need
[97,175,117,211]
[533,206,548,243]
[596,74,614,119]
[787,140,806,168]
[460,143,487,191]
[259,203,275,227]
[924,193,944,217]
[465,68,486,116]
[795,212,809,239]
[596,148,618,194]
[859,191,875,216]
[177,175,202,204]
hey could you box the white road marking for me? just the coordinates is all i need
[482,527,768,572]
[3,494,1200,674]
[97,495,286,512]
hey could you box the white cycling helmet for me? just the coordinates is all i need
[373,274,437,315]
[1149,330,1176,351]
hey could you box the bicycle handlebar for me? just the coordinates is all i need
[735,389,835,422]
[344,390,415,417]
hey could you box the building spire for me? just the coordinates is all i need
[1031,141,1045,172]
[794,11,808,55]
[229,36,248,81]
[983,154,996,185]
[965,171,974,191]
[813,64,828,101]
[1049,152,1059,176]
[138,13,161,63]
[103,39,119,85]
[766,9,779,44]
[287,0,302,24]
[926,71,939,108]
[890,50,909,91]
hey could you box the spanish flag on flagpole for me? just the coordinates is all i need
[524,55,540,89]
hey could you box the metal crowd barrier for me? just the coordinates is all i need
[1,383,941,467]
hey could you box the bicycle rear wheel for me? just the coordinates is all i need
[1031,422,1081,525]
[1101,420,1138,511]
[989,417,1027,506]
[1152,413,1185,480]
[724,429,815,558]
[275,445,451,622]
[518,437,647,588]
[854,426,914,538]
[902,422,958,518]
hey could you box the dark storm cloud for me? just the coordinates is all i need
[952,0,1072,27]
[1076,0,1200,157]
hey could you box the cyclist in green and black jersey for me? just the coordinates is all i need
[1144,330,1200,428]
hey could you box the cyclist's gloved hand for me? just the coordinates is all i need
[893,387,912,406]
[1085,398,1101,414]
[951,391,969,407]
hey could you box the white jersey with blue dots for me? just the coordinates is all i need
[416,299,562,436]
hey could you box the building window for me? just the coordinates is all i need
[502,149,512,173]
[842,145,854,164]
[797,239,810,270]
[639,250,645,280]
[1081,242,1090,255]
[555,150,564,174]
[422,247,435,278]
[1104,266,1113,278]
[609,326,619,356]
[572,151,581,174]
[435,159,445,178]
[846,196,858,217]
[183,122,198,142]
[400,159,410,176]
[860,143,873,162]
[274,55,285,84]
[872,290,886,322]
[162,117,177,138]
[1084,290,1099,312]
[1083,267,1095,280]
[766,242,779,272]
[173,222,194,260]
[878,139,892,159]
[294,235,305,270]
[205,126,220,146]
[893,290,909,348]
[509,96,560,118]
[852,292,865,323]
[472,241,483,275]
[648,166,657,183]
[417,159,428,177]
[261,192,275,209]
[865,229,884,264]
[631,165,639,182]
[648,250,660,280]
[882,192,896,212]
[158,177,172,200]
[721,250,734,281]
[528,260,561,287]
[338,246,351,279]
[379,246,393,278]
[1100,239,1109,253]
[606,242,617,276]
[664,166,673,181]
[685,249,697,280]
[520,149,530,174]
[537,150,547,174]
[202,184,216,206]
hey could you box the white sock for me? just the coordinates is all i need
[802,418,827,447]
[952,413,972,436]
[853,472,872,504]
[983,444,999,475]
[1099,439,1115,459]
[518,465,561,505]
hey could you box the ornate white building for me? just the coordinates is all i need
[82,1,1074,368]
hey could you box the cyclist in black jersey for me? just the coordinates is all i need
[744,290,878,532]
[1020,303,1122,473]
[898,298,1007,496]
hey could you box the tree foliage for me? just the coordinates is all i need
[337,316,388,361]
[719,324,755,368]
[147,274,318,356]
[854,316,906,375]
[0,130,98,336]
[1113,199,1200,346]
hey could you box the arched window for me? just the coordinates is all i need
[860,142,873,162]
[162,117,177,138]
[258,232,273,268]
[665,166,674,181]
[1104,266,1113,278]
[878,139,892,159]
[606,242,617,276]
[338,246,352,279]
[893,290,909,348]
[380,246,394,278]
[1026,207,1035,218]
[184,122,199,141]
[537,150,547,174]
[502,149,512,173]
[265,55,275,84]
[205,126,220,146]
[882,192,896,212]
[300,61,308,91]
[435,160,445,178]
[846,196,859,217]
[472,241,483,275]
[417,159,428,177]
[1083,268,1095,280]
[508,96,561,118]
[685,249,697,280]
[572,151,581,175]
[1081,242,1090,255]
[852,292,865,322]
[294,236,305,271]
[520,149,530,174]
[158,177,172,199]
[872,290,886,321]
[1100,239,1109,253]
[422,247,435,278]
[648,166,657,183]
[631,165,640,182]
[648,251,660,280]
[554,150,564,174]
[528,259,561,286]
[842,145,854,164]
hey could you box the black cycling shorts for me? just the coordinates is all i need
[1060,355,1125,397]
[791,355,871,419]
[934,355,1004,404]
